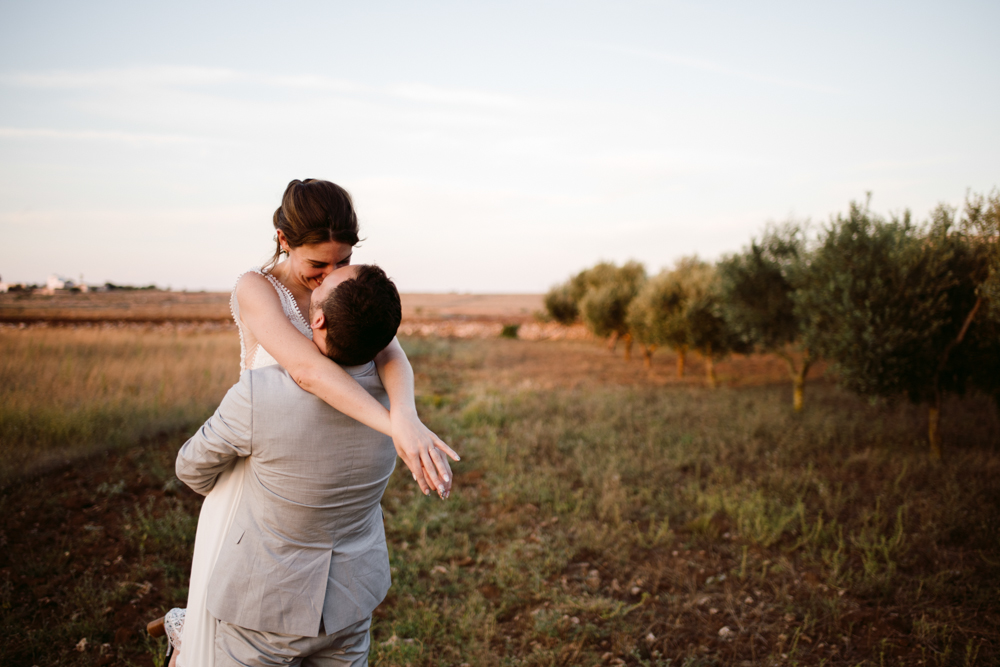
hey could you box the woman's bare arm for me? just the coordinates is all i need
[236,273,457,496]
[236,272,393,436]
[374,338,460,497]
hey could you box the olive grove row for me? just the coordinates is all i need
[544,192,1000,457]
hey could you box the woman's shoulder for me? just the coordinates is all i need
[234,269,283,311]
[234,268,269,290]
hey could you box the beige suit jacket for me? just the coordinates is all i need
[175,363,395,638]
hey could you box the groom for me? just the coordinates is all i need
[176,264,421,666]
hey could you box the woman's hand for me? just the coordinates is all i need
[374,338,459,498]
[390,410,459,499]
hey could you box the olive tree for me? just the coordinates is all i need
[626,256,742,383]
[578,261,647,360]
[545,263,639,324]
[543,283,580,325]
[963,190,1000,313]
[544,264,601,325]
[627,270,687,372]
[717,223,813,410]
[797,198,998,457]
[957,191,1000,410]
[685,263,750,388]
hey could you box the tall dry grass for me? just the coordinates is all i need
[0,325,239,482]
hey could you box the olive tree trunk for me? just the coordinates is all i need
[622,333,633,362]
[641,344,657,369]
[793,371,805,412]
[928,394,942,461]
[676,347,687,378]
[778,348,813,413]
[704,344,717,388]
[929,296,982,459]
[606,331,620,352]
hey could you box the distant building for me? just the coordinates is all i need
[28,274,96,294]
[42,274,80,295]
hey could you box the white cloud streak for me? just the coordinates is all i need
[0,66,535,112]
[0,66,243,88]
[0,126,210,145]
[594,44,843,96]
[858,157,953,171]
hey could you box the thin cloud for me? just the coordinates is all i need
[389,83,527,110]
[0,66,243,88]
[0,126,209,145]
[858,156,952,171]
[259,73,367,94]
[1,66,534,111]
[596,44,842,95]
[581,149,772,173]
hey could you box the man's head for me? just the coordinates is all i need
[308,264,402,365]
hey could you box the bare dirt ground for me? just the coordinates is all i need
[400,293,544,321]
[452,338,825,391]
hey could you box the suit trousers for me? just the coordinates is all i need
[215,616,372,667]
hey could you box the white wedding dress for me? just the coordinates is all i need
[177,268,311,667]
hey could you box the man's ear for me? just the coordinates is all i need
[310,307,326,332]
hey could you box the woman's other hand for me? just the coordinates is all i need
[374,338,459,498]
[390,410,459,499]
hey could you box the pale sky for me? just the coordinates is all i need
[1,1,997,292]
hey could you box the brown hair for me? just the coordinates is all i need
[321,265,402,366]
[263,179,361,273]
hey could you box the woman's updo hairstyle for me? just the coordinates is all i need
[263,179,361,273]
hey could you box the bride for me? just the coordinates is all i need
[164,179,458,667]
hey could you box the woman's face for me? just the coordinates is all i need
[285,238,354,291]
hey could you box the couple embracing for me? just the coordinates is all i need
[163,179,459,666]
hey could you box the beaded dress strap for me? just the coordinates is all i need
[230,267,310,372]
[259,271,309,332]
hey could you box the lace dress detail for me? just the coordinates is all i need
[230,267,312,371]
[164,607,184,652]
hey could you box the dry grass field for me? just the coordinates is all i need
[0,290,543,324]
[0,291,233,323]
[0,324,239,483]
[1,306,999,666]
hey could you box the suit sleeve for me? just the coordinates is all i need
[175,372,253,495]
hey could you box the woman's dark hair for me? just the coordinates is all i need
[263,179,361,273]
